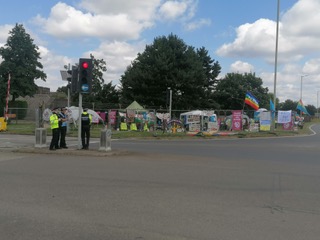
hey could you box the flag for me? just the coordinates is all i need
[245,92,259,110]
[296,99,310,115]
[270,99,275,119]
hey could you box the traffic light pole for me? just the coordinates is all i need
[169,89,172,120]
[78,93,82,150]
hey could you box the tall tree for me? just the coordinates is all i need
[119,34,221,110]
[213,72,269,110]
[96,81,120,109]
[196,47,221,108]
[305,104,316,116]
[278,99,297,111]
[0,24,46,102]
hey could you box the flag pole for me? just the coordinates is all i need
[242,94,247,131]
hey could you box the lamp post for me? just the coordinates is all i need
[167,87,172,120]
[272,0,280,132]
[317,90,320,118]
[300,74,308,101]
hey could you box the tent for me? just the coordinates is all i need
[125,101,145,111]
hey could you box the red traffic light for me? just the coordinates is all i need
[82,61,89,69]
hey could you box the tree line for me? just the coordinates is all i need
[0,24,317,116]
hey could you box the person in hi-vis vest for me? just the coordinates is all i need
[49,107,61,150]
[81,108,92,149]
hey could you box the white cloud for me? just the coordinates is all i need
[86,40,146,85]
[214,0,320,106]
[216,19,294,63]
[303,58,320,74]
[230,61,254,73]
[35,46,75,90]
[158,0,198,21]
[184,18,211,31]
[216,0,320,64]
[159,1,189,20]
[33,2,153,40]
[0,24,13,43]
[79,0,161,22]
[282,0,320,38]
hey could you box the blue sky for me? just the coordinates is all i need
[1,0,320,107]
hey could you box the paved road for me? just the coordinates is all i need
[1,125,320,239]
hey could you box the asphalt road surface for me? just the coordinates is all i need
[1,124,320,240]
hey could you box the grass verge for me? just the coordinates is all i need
[2,119,318,139]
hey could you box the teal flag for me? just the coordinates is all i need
[270,99,275,119]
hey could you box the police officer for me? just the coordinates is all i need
[49,107,61,150]
[59,107,68,148]
[81,108,92,149]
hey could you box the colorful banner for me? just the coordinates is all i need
[259,111,271,131]
[232,110,242,131]
[260,120,271,131]
[245,92,259,110]
[109,110,117,125]
[296,99,310,115]
[282,117,294,130]
[126,109,135,122]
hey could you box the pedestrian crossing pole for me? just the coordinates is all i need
[78,93,82,150]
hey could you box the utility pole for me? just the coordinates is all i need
[167,87,172,120]
[78,93,82,150]
[272,0,280,132]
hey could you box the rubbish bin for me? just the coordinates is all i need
[0,117,7,131]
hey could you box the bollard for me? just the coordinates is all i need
[99,129,112,151]
[35,128,47,148]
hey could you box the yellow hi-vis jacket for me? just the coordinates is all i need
[50,114,59,129]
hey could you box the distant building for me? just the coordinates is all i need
[36,86,50,94]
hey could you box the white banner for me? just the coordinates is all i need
[277,110,292,123]
[260,111,271,121]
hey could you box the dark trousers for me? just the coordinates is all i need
[50,128,60,149]
[59,126,67,147]
[81,126,90,149]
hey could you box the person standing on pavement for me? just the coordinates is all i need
[59,107,68,149]
[49,107,61,150]
[81,108,92,149]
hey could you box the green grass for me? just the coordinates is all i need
[2,119,318,139]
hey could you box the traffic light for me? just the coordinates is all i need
[78,58,93,93]
[70,66,78,94]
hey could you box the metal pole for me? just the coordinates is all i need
[317,91,318,118]
[300,75,302,101]
[272,0,280,131]
[67,63,71,108]
[78,93,82,150]
[300,74,308,116]
[300,75,308,101]
[169,89,172,120]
